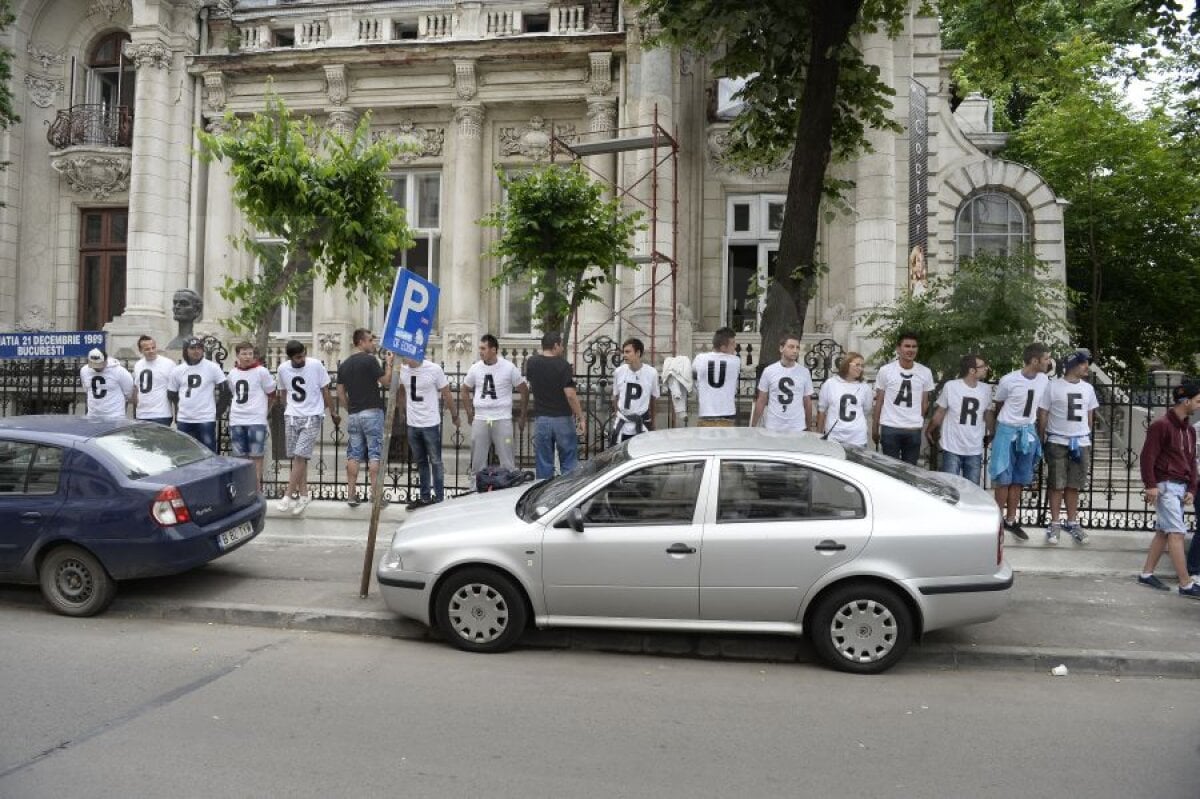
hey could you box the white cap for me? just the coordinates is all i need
[87,348,105,366]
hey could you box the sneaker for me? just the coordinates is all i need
[347,491,361,508]
[1062,521,1088,544]
[291,495,311,516]
[405,497,429,511]
[1138,574,1170,591]
[275,495,295,513]
[1180,583,1200,599]
[1004,520,1029,541]
[1045,523,1060,545]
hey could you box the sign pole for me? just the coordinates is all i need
[360,360,402,598]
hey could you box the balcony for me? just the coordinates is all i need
[47,105,134,201]
[46,104,134,150]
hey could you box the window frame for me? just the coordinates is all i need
[954,191,1030,261]
[254,239,315,337]
[714,458,866,524]
[722,194,784,332]
[578,459,707,527]
[0,442,65,495]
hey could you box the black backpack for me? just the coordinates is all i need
[475,466,535,493]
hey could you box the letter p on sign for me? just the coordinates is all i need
[398,281,430,329]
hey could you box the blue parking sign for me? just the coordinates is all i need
[381,269,439,362]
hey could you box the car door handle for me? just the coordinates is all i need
[20,512,41,522]
[665,543,696,555]
[815,540,846,552]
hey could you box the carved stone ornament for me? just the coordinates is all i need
[586,97,617,134]
[706,125,790,177]
[122,41,172,71]
[15,305,52,333]
[446,332,474,356]
[203,71,227,114]
[372,121,445,162]
[318,330,341,355]
[88,0,131,19]
[454,60,477,101]
[324,64,348,106]
[455,104,484,140]
[499,117,576,161]
[588,52,612,96]
[326,108,358,138]
[24,74,64,109]
[190,0,236,15]
[50,149,132,200]
[26,42,65,73]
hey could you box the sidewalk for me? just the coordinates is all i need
[4,502,1200,676]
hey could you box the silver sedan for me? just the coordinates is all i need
[378,428,1012,673]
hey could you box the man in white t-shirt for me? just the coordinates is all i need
[1037,349,1099,544]
[276,340,339,516]
[987,342,1052,541]
[80,348,134,421]
[927,354,992,485]
[692,327,742,426]
[871,332,934,465]
[400,357,459,510]
[461,334,529,477]
[226,342,276,492]
[750,334,814,433]
[167,337,229,452]
[611,337,660,445]
[132,335,175,425]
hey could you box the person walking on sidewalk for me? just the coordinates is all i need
[987,343,1052,541]
[336,329,392,508]
[926,354,992,485]
[226,342,276,493]
[750,334,814,433]
[132,335,175,426]
[1038,349,1099,545]
[816,352,872,446]
[610,337,660,445]
[80,348,134,421]
[525,331,585,479]
[1137,382,1200,598]
[692,327,741,427]
[277,340,339,516]
[168,337,229,452]
[399,356,458,510]
[1191,416,1200,577]
[871,332,934,465]
[462,334,529,477]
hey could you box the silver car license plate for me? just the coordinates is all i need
[218,521,254,550]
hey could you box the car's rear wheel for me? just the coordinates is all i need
[809,583,913,674]
[434,568,527,653]
[39,545,116,617]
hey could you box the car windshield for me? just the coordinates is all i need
[518,443,632,522]
[92,425,214,479]
[842,445,960,505]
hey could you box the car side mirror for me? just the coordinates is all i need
[567,507,585,533]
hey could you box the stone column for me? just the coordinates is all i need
[196,71,236,336]
[575,94,619,345]
[445,102,485,349]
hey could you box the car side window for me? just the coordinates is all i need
[717,460,865,522]
[0,441,35,494]
[581,461,705,526]
[26,446,64,495]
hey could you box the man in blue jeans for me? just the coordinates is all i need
[524,331,585,479]
[926,354,992,484]
[336,329,392,507]
[871,332,934,465]
[399,357,459,510]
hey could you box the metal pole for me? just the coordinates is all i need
[359,361,402,598]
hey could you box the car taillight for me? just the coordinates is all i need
[152,486,191,526]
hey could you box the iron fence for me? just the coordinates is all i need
[0,336,1192,531]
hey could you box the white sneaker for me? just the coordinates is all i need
[1045,523,1061,545]
[276,495,295,513]
[291,495,312,516]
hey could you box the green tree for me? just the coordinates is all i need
[196,95,413,353]
[480,164,645,349]
[861,251,1073,382]
[636,0,910,368]
[0,0,15,130]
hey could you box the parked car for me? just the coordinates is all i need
[378,427,1012,674]
[0,416,266,617]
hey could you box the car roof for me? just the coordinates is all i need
[624,427,847,460]
[0,415,136,442]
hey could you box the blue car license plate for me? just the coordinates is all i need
[217,521,254,551]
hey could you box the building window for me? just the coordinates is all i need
[86,32,134,110]
[724,194,784,332]
[256,241,315,336]
[496,170,540,337]
[370,172,442,331]
[955,192,1029,260]
[78,208,127,330]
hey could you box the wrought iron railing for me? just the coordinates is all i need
[46,104,134,149]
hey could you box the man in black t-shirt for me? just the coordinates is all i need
[336,329,393,506]
[524,331,584,479]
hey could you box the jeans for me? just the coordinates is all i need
[940,451,982,485]
[408,424,444,501]
[880,426,922,465]
[1189,493,1200,576]
[533,415,579,479]
[176,420,217,452]
[346,408,385,462]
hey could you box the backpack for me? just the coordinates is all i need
[475,466,535,493]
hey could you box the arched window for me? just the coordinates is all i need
[955,192,1029,260]
[87,31,134,110]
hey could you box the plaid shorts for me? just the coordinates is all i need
[284,414,323,459]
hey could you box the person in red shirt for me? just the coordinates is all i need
[1137,382,1200,597]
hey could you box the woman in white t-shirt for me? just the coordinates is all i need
[816,352,873,447]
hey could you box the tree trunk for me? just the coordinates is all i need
[253,252,305,360]
[758,0,865,370]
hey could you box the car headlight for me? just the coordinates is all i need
[380,551,403,572]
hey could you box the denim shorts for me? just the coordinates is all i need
[230,424,268,457]
[285,415,323,460]
[1155,481,1188,533]
[346,408,385,462]
[992,438,1039,487]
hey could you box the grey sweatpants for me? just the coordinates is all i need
[470,418,517,474]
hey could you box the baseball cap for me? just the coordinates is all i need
[1173,382,1200,404]
[1063,349,1092,371]
[183,337,204,349]
[87,348,105,367]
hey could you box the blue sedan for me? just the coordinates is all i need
[0,416,266,616]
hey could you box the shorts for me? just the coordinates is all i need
[285,415,323,460]
[698,417,735,428]
[992,437,1039,487]
[176,420,217,453]
[346,408,385,462]
[1046,443,1089,491]
[1155,481,1188,533]
[230,424,268,458]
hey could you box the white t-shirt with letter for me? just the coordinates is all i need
[278,358,332,418]
[756,361,813,432]
[875,360,934,429]
[1040,379,1099,446]
[692,351,741,418]
[464,358,525,422]
[227,365,276,426]
[994,370,1050,427]
[169,359,227,423]
[133,356,175,419]
[401,360,450,429]
[937,379,993,456]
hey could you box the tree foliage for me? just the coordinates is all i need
[861,251,1073,382]
[480,164,645,349]
[637,0,911,368]
[0,0,16,130]
[196,95,412,352]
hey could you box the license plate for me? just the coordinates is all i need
[218,521,254,550]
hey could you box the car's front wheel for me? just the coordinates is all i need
[434,568,527,653]
[809,583,913,674]
[39,545,116,617]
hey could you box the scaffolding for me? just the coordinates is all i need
[551,106,679,366]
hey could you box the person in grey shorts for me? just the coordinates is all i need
[461,334,529,476]
[1037,349,1099,544]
